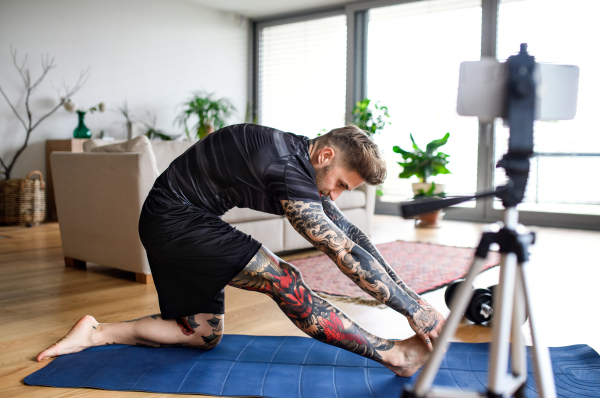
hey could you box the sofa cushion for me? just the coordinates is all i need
[231,218,284,253]
[222,207,282,224]
[85,136,159,178]
[150,140,195,174]
[334,189,366,210]
[82,139,125,152]
[222,190,366,225]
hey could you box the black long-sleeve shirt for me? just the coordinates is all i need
[149,124,322,216]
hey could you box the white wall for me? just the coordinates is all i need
[0,0,248,179]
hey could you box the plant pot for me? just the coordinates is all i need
[411,182,445,197]
[198,124,215,140]
[415,209,444,228]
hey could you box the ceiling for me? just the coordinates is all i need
[184,0,363,19]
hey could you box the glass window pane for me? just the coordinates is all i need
[259,16,347,138]
[495,0,600,215]
[367,0,482,203]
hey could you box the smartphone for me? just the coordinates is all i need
[457,57,579,122]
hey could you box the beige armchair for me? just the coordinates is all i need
[52,151,158,283]
[51,136,376,284]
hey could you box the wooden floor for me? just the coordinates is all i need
[1,216,599,397]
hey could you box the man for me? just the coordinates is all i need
[38,124,444,377]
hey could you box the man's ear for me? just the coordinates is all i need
[318,147,335,165]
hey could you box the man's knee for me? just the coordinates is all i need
[266,258,305,287]
[282,261,304,282]
[183,314,224,350]
[230,248,307,295]
[189,332,222,350]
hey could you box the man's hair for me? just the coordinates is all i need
[314,125,387,185]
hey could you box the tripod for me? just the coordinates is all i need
[401,44,557,398]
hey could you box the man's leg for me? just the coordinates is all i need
[37,313,224,361]
[228,246,430,377]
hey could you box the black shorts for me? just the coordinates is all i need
[138,196,262,319]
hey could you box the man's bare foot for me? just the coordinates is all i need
[381,335,431,377]
[37,315,99,361]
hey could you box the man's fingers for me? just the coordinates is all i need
[423,336,433,351]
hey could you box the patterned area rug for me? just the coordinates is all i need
[293,241,500,306]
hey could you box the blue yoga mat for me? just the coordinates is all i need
[25,335,600,397]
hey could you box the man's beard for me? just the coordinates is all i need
[314,164,333,197]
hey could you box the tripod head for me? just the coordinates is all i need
[400,44,577,218]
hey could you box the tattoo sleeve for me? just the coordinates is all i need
[282,199,420,317]
[320,197,422,302]
[229,247,394,362]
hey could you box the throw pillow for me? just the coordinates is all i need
[89,135,159,178]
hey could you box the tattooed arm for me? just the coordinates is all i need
[282,199,443,349]
[321,197,422,300]
[321,197,445,336]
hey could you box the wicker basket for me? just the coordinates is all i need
[0,170,46,225]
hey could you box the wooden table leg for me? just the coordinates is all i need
[64,257,86,269]
[136,273,153,284]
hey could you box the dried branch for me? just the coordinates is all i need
[32,69,88,133]
[0,85,27,131]
[30,53,56,92]
[11,45,29,88]
[0,47,89,180]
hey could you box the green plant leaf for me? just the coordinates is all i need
[392,145,414,158]
[425,133,450,154]
[433,164,451,175]
[409,134,423,153]
[427,182,436,195]
[352,98,390,136]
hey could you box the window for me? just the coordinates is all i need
[367,0,482,203]
[495,0,600,215]
[254,0,600,228]
[258,15,347,138]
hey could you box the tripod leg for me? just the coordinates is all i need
[520,263,557,398]
[488,252,518,394]
[511,267,528,398]
[409,257,489,397]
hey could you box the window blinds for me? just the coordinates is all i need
[258,15,347,138]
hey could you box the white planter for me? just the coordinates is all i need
[412,182,445,197]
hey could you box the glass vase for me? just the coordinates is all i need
[73,111,91,139]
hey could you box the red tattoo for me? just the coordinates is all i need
[176,318,195,336]
[270,267,313,319]
[320,313,369,346]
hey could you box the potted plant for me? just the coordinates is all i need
[393,133,451,227]
[352,98,391,198]
[351,98,390,137]
[142,112,173,141]
[175,91,236,140]
[412,182,447,227]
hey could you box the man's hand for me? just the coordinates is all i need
[408,300,445,351]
